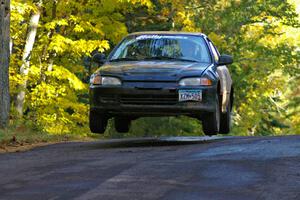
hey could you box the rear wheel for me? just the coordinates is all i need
[202,95,220,136]
[89,111,108,134]
[115,117,131,133]
[219,95,232,134]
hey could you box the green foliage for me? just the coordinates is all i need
[137,0,300,135]
[106,117,203,138]
[9,0,300,137]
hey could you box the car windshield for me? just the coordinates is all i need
[110,34,212,63]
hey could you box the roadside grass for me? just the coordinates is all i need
[0,125,98,153]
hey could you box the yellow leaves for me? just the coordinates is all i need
[11,1,33,43]
[208,32,227,49]
[48,34,110,56]
[48,34,71,54]
[44,19,69,30]
[11,0,139,135]
[121,0,153,8]
[73,24,85,33]
[180,13,196,32]
[37,98,89,134]
[173,10,196,32]
[11,1,32,22]
[28,65,41,79]
[47,65,87,91]
[94,15,128,44]
[26,65,89,135]
[72,40,110,55]
[241,9,299,49]
[242,24,264,40]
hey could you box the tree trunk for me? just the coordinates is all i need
[15,6,41,116]
[0,0,10,129]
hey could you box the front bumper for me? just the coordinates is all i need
[90,82,217,117]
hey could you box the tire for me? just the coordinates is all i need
[114,117,131,133]
[89,111,108,134]
[202,95,220,136]
[219,98,232,134]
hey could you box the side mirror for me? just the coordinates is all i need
[92,53,106,65]
[218,54,233,66]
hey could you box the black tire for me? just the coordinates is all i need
[219,98,232,134]
[89,111,107,134]
[114,117,131,133]
[202,95,220,136]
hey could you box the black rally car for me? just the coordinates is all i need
[89,32,234,135]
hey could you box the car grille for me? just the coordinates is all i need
[120,94,178,105]
[98,94,179,105]
[98,95,118,104]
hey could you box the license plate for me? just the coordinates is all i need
[179,90,202,102]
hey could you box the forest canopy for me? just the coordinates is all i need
[7,0,300,137]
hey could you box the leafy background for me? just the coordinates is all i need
[8,0,300,138]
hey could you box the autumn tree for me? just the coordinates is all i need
[9,0,152,134]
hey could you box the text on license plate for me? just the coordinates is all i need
[179,90,202,102]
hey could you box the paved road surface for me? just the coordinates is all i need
[0,136,300,200]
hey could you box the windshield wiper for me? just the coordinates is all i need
[144,56,198,62]
[110,58,138,62]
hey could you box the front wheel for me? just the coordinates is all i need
[89,111,108,134]
[114,117,131,133]
[202,95,220,136]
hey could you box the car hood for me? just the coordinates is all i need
[98,61,211,81]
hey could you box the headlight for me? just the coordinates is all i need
[90,74,102,85]
[90,74,122,86]
[102,77,122,85]
[179,77,212,86]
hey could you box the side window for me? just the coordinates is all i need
[208,42,219,62]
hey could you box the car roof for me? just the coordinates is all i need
[128,31,208,38]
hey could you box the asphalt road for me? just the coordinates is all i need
[0,136,300,200]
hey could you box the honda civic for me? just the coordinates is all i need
[89,32,234,135]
